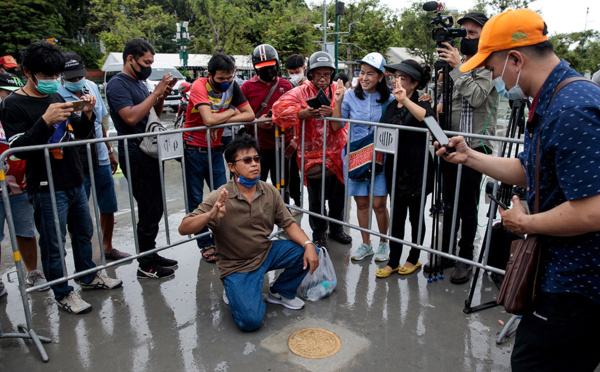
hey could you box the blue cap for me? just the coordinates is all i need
[356,52,386,73]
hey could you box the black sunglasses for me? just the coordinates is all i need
[233,155,261,165]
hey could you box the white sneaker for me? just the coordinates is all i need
[77,273,123,290]
[351,242,374,261]
[56,291,92,314]
[223,290,229,305]
[266,287,305,310]
[26,270,50,292]
[374,242,390,262]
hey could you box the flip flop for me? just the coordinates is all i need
[201,246,217,263]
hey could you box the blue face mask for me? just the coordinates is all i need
[36,76,61,95]
[237,174,259,188]
[211,78,231,93]
[64,78,86,93]
[492,55,527,100]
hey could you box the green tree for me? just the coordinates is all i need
[188,0,252,54]
[473,0,533,14]
[396,2,438,67]
[88,0,175,53]
[551,31,600,74]
[0,0,66,58]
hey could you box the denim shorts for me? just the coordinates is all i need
[84,164,118,214]
[347,173,388,197]
[0,192,36,243]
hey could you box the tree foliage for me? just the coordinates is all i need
[396,2,438,67]
[473,0,534,15]
[88,0,175,53]
[551,31,600,74]
[0,0,66,58]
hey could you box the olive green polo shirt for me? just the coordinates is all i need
[186,180,295,279]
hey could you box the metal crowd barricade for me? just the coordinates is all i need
[0,114,522,362]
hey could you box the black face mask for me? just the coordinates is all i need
[460,38,479,56]
[132,59,152,80]
[258,66,278,83]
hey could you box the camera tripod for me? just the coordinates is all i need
[463,98,529,313]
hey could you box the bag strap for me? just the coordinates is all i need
[255,77,279,118]
[533,76,591,213]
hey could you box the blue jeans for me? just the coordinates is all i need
[184,149,227,248]
[30,184,97,300]
[83,164,118,214]
[222,240,315,332]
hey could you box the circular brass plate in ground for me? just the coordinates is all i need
[288,327,342,359]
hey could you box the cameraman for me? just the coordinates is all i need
[431,12,498,284]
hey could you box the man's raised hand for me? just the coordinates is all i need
[210,189,228,220]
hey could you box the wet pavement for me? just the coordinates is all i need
[0,112,519,371]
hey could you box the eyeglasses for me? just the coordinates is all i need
[313,72,332,79]
[233,155,261,165]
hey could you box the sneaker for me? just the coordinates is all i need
[450,262,472,284]
[26,270,50,292]
[423,257,456,273]
[223,290,229,305]
[351,242,374,261]
[153,253,178,268]
[0,280,6,298]
[104,248,131,260]
[266,287,305,310]
[374,242,390,262]
[137,264,175,279]
[77,273,123,290]
[56,291,92,314]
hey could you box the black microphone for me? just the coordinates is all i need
[422,1,440,11]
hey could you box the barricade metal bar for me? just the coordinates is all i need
[300,120,306,208]
[368,130,376,231]
[343,122,351,219]
[123,139,140,255]
[181,149,190,214]
[279,129,285,197]
[448,164,463,258]
[86,143,106,266]
[157,155,171,245]
[417,133,431,245]
[274,126,280,192]
[43,148,68,278]
[387,127,399,235]
[206,130,214,191]
[320,119,328,216]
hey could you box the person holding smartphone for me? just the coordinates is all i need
[375,60,435,277]
[106,39,179,279]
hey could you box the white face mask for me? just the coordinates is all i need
[289,73,304,85]
[492,54,527,100]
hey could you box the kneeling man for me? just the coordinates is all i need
[179,135,319,331]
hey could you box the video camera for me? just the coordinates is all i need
[422,1,466,48]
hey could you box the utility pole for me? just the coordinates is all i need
[322,0,327,52]
[176,21,190,80]
[334,1,345,73]
[580,7,589,62]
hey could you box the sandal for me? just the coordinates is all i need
[398,261,422,275]
[201,246,217,263]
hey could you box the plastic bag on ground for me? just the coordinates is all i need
[299,246,337,301]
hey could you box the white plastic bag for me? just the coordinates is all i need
[299,246,337,301]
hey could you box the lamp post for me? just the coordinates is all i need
[176,21,190,80]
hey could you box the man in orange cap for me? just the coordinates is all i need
[436,8,600,372]
[0,55,19,75]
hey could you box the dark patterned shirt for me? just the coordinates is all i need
[518,60,600,303]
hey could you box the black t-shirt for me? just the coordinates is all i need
[382,92,435,198]
[0,91,94,193]
[106,72,150,153]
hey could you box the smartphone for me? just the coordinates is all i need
[422,116,454,154]
[487,193,509,210]
[306,97,322,110]
[71,100,86,111]
[267,109,273,118]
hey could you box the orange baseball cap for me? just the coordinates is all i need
[460,9,548,72]
[0,55,18,69]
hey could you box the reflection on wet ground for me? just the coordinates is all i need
[1,133,517,371]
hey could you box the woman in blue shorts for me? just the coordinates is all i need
[332,52,394,261]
